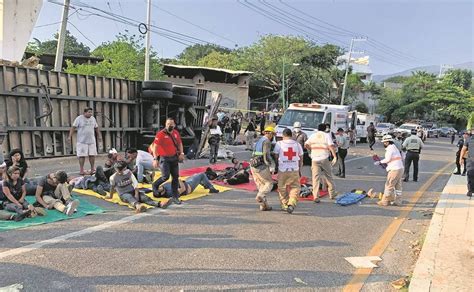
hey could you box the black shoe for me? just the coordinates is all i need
[413,179,418,182]
[453,172,461,175]
[467,192,472,197]
[462,173,466,176]
[335,173,341,177]
[171,197,182,205]
[13,210,31,222]
[287,205,294,214]
[339,175,345,178]
[209,188,220,193]
[402,179,408,182]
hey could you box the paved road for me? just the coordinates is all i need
[0,138,455,291]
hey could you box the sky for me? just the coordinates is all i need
[31,0,473,75]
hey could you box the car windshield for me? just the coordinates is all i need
[278,109,325,129]
[399,125,416,130]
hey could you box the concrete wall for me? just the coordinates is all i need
[165,76,250,111]
[0,0,43,62]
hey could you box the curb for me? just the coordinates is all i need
[409,172,474,291]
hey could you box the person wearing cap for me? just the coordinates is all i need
[103,148,120,180]
[305,123,338,203]
[273,128,303,214]
[292,121,308,150]
[402,132,424,182]
[460,130,473,197]
[250,126,276,211]
[335,128,350,178]
[34,170,80,216]
[208,117,222,164]
[107,161,169,212]
[375,135,404,206]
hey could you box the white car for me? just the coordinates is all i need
[375,123,395,137]
[395,123,427,141]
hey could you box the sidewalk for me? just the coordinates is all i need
[409,173,474,291]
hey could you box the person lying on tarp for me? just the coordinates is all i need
[69,166,111,196]
[106,161,169,212]
[153,173,220,198]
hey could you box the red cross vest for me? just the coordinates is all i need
[275,139,302,172]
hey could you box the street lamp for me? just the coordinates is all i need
[281,62,300,109]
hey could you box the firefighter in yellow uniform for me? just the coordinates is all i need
[305,123,338,203]
[273,128,303,214]
[250,126,276,211]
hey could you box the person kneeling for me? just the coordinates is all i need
[154,173,219,198]
[107,161,168,212]
[35,170,79,216]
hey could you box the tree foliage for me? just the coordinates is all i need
[26,30,91,56]
[176,44,231,65]
[65,33,163,80]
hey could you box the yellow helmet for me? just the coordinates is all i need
[264,126,275,133]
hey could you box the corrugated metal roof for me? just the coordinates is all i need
[163,64,253,75]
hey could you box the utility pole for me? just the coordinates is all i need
[144,0,152,81]
[281,60,285,109]
[54,0,70,72]
[341,37,366,105]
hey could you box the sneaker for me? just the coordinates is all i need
[209,188,220,194]
[65,199,80,216]
[287,205,295,214]
[259,205,272,211]
[135,203,147,213]
[170,197,182,205]
[34,207,47,216]
[13,210,31,222]
[453,172,461,175]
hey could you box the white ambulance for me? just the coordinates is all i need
[276,103,354,139]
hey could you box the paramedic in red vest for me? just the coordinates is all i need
[375,135,404,206]
[305,123,338,203]
[152,117,185,205]
[273,128,303,214]
[250,126,275,211]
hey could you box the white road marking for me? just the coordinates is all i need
[0,210,162,260]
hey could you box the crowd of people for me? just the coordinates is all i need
[1,106,473,222]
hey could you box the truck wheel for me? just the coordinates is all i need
[142,81,173,91]
[172,86,198,96]
[141,90,173,100]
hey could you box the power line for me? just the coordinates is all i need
[35,10,78,28]
[67,20,97,47]
[152,4,239,47]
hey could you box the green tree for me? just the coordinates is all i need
[65,33,163,80]
[196,51,237,69]
[443,69,472,90]
[176,44,231,65]
[26,30,91,56]
[383,75,411,83]
[355,102,369,113]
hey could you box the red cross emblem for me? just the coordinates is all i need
[283,147,297,160]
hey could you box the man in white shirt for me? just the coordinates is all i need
[208,117,222,164]
[305,123,338,203]
[273,128,303,214]
[375,135,405,206]
[126,148,155,183]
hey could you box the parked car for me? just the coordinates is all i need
[438,127,451,137]
[375,122,395,137]
[395,123,427,141]
[427,128,439,138]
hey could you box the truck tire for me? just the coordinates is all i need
[172,86,198,96]
[142,81,173,91]
[172,94,197,104]
[141,90,173,100]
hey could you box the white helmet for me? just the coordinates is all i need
[293,121,301,128]
[381,134,394,143]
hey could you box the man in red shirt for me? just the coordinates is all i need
[152,118,185,204]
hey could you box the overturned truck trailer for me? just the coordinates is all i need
[0,65,209,158]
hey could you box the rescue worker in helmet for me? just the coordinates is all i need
[250,126,276,211]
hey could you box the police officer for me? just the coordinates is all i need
[402,132,424,182]
[250,126,276,211]
[274,128,303,214]
[305,123,338,203]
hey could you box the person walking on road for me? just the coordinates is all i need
[292,122,308,149]
[208,117,222,164]
[244,118,257,151]
[375,135,404,206]
[460,131,473,197]
[402,133,424,182]
[250,126,276,211]
[273,128,303,214]
[335,128,350,178]
[305,123,338,203]
[68,107,102,175]
[454,133,467,175]
[367,122,376,150]
[151,117,185,205]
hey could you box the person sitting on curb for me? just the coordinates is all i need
[107,161,169,212]
[153,173,220,198]
[34,170,80,216]
[1,166,45,217]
